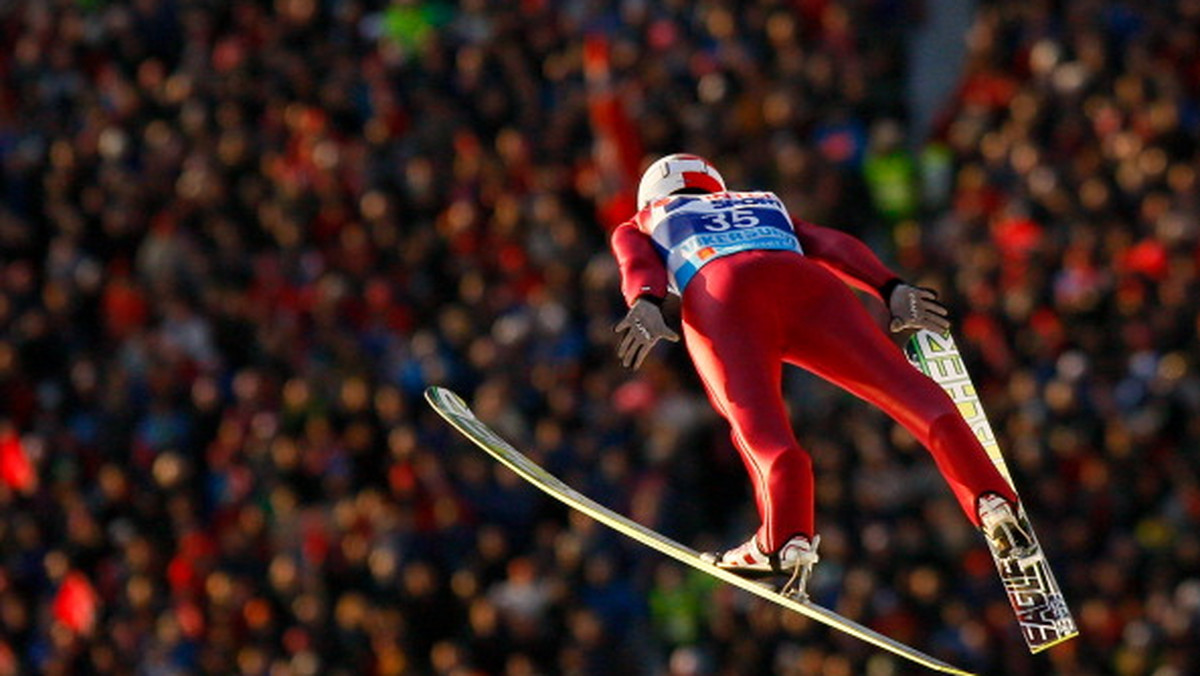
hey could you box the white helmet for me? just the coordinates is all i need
[636,153,726,209]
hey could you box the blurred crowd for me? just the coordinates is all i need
[1,0,1199,674]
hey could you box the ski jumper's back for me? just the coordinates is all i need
[633,191,803,294]
[611,190,901,307]
[609,190,1019,555]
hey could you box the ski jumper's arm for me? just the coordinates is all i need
[793,220,902,301]
[611,219,669,306]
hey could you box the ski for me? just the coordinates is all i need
[905,329,1079,652]
[426,385,976,675]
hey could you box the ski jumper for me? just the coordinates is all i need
[611,191,1018,552]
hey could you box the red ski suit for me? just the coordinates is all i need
[611,191,1017,552]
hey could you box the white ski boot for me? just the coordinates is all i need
[702,533,820,599]
[977,493,1037,559]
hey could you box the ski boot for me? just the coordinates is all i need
[978,493,1037,560]
[702,533,820,599]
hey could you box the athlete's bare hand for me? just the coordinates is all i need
[614,298,680,369]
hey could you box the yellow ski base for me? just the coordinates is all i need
[1031,629,1080,654]
[426,385,976,676]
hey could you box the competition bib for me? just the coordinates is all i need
[644,192,802,292]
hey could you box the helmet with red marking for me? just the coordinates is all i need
[636,153,726,209]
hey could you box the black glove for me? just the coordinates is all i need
[888,283,950,334]
[614,297,680,370]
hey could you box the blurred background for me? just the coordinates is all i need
[1,0,1199,674]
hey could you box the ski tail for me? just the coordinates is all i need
[905,330,1079,652]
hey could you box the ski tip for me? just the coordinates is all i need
[425,386,476,419]
[423,386,440,407]
[425,385,457,405]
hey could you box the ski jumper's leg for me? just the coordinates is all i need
[682,251,816,552]
[770,254,1018,525]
